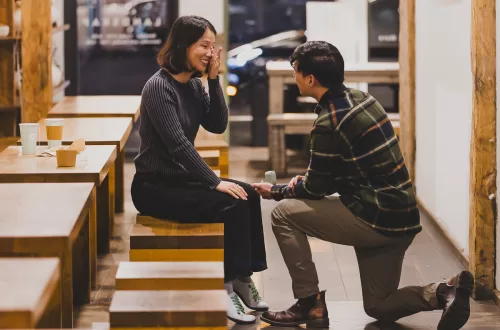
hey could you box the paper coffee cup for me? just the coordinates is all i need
[19,123,39,156]
[45,118,64,148]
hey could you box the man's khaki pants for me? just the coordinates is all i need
[271,196,441,322]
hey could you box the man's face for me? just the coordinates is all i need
[293,61,311,96]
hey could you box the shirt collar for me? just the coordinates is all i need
[314,84,347,114]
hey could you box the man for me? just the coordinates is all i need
[252,41,473,330]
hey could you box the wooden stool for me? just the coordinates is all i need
[115,261,224,291]
[109,290,227,330]
[130,215,224,262]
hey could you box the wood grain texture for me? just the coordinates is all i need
[398,0,416,182]
[48,96,141,122]
[20,0,52,123]
[130,223,224,249]
[0,258,60,328]
[109,290,227,327]
[470,0,496,300]
[115,261,224,291]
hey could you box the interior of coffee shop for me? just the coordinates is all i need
[1,0,500,329]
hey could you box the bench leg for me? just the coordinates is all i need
[60,248,74,328]
[88,187,97,288]
[269,125,286,176]
[115,149,125,213]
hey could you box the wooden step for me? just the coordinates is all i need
[130,215,224,262]
[109,290,227,329]
[115,261,224,291]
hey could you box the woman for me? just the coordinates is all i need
[131,15,268,324]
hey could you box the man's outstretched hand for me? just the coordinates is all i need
[251,182,274,199]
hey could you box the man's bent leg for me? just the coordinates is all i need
[270,196,398,299]
[355,241,440,323]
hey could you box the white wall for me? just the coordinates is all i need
[305,0,368,91]
[179,0,224,33]
[415,0,472,256]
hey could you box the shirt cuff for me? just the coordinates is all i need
[207,176,222,190]
[271,184,287,201]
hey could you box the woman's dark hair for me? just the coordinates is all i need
[290,41,344,88]
[157,15,216,75]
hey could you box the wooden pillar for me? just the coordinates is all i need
[20,0,52,123]
[398,0,416,182]
[469,0,496,300]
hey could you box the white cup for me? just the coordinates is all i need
[19,123,39,156]
[0,25,9,37]
[45,118,64,148]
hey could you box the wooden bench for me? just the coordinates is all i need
[48,95,141,123]
[0,145,117,256]
[130,215,224,262]
[0,183,97,328]
[268,112,401,175]
[109,290,227,330]
[198,149,220,168]
[195,127,229,178]
[115,261,224,291]
[0,258,61,328]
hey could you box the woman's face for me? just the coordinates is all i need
[187,28,216,73]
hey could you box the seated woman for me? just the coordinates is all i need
[131,15,268,324]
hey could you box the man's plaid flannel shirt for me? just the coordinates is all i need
[271,86,421,237]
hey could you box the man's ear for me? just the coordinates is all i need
[308,75,315,87]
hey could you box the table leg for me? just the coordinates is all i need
[89,187,97,288]
[60,248,74,328]
[115,149,125,213]
[97,164,115,255]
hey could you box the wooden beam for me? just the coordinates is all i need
[0,0,16,106]
[20,0,52,123]
[469,0,496,300]
[398,0,416,182]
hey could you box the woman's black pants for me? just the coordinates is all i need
[131,172,268,282]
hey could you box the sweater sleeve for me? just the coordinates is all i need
[197,76,229,134]
[142,78,222,189]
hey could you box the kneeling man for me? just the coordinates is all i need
[252,41,472,330]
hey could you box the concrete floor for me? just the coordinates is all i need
[74,146,500,330]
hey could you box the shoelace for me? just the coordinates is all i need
[249,282,262,302]
[231,294,245,314]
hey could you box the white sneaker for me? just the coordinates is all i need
[226,292,256,324]
[233,278,269,311]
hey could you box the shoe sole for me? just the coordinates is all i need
[260,315,330,328]
[227,315,256,325]
[234,289,269,312]
[437,271,474,330]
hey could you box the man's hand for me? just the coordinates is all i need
[288,175,305,188]
[251,182,274,199]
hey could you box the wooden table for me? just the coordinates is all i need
[0,258,62,329]
[0,145,117,256]
[32,117,133,213]
[266,60,400,175]
[48,95,141,123]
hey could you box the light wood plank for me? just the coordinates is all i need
[115,261,224,291]
[0,258,61,328]
[469,0,496,300]
[109,290,227,328]
[48,96,141,122]
[398,0,416,181]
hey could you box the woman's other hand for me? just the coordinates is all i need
[208,47,222,79]
[216,180,247,200]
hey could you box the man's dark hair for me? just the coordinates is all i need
[157,15,217,75]
[290,41,344,88]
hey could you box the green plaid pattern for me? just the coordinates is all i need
[271,87,421,236]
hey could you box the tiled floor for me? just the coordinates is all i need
[75,147,500,330]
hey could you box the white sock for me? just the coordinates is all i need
[224,281,234,294]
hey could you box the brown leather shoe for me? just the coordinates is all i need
[260,290,329,328]
[437,271,474,330]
